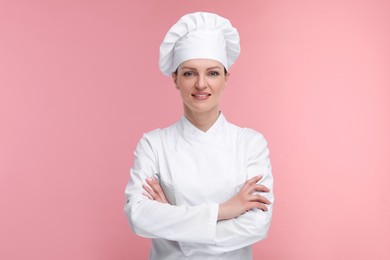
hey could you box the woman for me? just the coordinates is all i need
[124,12,274,260]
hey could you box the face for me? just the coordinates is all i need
[172,59,229,116]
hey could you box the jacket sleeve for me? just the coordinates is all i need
[124,133,219,244]
[178,131,274,256]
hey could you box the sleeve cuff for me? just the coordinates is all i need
[207,202,219,244]
[179,202,219,256]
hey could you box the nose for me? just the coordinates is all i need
[195,74,207,90]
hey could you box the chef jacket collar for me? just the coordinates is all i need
[180,112,226,141]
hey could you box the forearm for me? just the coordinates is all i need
[179,206,273,255]
[125,194,219,243]
[180,172,274,255]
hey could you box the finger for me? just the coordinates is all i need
[249,194,271,205]
[154,185,168,203]
[142,184,158,200]
[243,175,262,189]
[146,177,168,203]
[243,181,267,195]
[147,178,164,194]
[251,184,270,193]
[145,178,160,194]
[143,192,153,200]
[249,175,262,184]
[248,202,268,212]
[142,184,156,197]
[146,178,167,203]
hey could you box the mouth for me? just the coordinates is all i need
[191,92,211,100]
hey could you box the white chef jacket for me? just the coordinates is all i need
[124,113,274,260]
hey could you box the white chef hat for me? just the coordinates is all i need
[159,12,240,76]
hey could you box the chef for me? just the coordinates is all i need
[124,12,274,260]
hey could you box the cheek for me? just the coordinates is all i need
[214,81,226,94]
[178,88,190,101]
[177,81,193,95]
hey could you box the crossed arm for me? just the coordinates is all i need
[125,132,274,255]
[143,175,271,221]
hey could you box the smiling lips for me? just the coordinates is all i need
[191,92,211,100]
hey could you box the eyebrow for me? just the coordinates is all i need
[180,66,222,71]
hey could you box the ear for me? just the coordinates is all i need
[172,72,179,89]
[223,72,230,90]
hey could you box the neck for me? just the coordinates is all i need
[183,106,220,132]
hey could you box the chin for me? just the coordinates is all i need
[190,105,218,114]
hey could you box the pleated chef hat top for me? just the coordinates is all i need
[159,12,240,76]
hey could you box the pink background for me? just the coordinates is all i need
[1,0,389,259]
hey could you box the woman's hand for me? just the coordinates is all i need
[218,175,271,221]
[142,177,169,204]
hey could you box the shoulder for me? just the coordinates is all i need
[225,119,269,155]
[242,128,267,144]
[226,119,268,146]
[137,120,179,148]
[144,119,179,138]
[241,128,268,152]
[142,128,163,142]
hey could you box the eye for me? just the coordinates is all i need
[208,71,220,77]
[183,71,195,77]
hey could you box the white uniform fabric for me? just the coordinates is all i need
[124,113,274,259]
